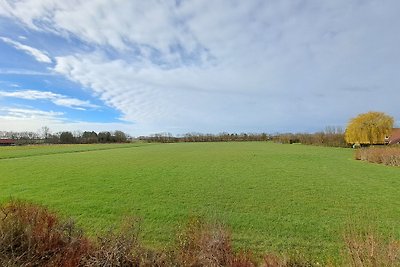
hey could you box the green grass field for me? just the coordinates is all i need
[0,142,399,261]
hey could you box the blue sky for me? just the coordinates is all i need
[0,0,399,135]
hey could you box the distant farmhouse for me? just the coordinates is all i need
[0,139,16,146]
[386,128,400,145]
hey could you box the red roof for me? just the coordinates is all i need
[389,128,400,145]
[0,139,16,144]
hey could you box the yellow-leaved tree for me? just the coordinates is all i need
[345,111,394,145]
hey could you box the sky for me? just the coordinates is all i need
[0,0,399,136]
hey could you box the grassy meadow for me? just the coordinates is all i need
[0,142,399,261]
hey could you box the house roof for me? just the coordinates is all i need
[0,139,16,144]
[389,128,400,145]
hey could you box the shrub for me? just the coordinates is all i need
[176,217,257,267]
[344,228,400,266]
[0,201,90,266]
[82,217,141,266]
[82,217,173,266]
[355,147,400,166]
[3,200,399,266]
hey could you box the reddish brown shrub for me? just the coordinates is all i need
[8,201,397,266]
[0,201,90,267]
[261,254,285,267]
[176,217,257,267]
[344,229,400,266]
[82,225,140,266]
[354,147,400,166]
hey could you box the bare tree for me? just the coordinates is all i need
[39,126,51,140]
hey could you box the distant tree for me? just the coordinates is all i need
[82,131,98,143]
[71,130,82,143]
[47,133,60,144]
[261,133,268,141]
[98,131,112,143]
[323,126,346,147]
[345,111,394,145]
[40,126,51,140]
[60,131,75,144]
[114,130,127,143]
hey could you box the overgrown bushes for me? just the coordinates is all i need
[1,201,399,266]
[0,201,315,266]
[355,146,400,166]
[0,201,90,266]
[176,217,257,267]
[0,202,259,266]
[344,228,400,266]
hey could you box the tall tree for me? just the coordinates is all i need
[345,111,394,145]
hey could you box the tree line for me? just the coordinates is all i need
[271,126,347,147]
[138,128,347,147]
[138,112,395,147]
[138,132,270,143]
[0,128,130,144]
[1,127,348,147]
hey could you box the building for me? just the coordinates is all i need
[0,139,16,146]
[388,128,400,145]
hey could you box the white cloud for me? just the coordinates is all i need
[0,36,52,63]
[0,68,54,75]
[1,0,400,133]
[0,90,98,110]
[52,52,329,133]
[0,107,63,120]
[0,1,195,58]
[0,107,135,133]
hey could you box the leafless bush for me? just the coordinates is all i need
[6,201,398,266]
[82,216,175,267]
[0,201,90,267]
[344,228,400,266]
[355,147,400,166]
[176,217,257,267]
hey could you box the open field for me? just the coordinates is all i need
[0,142,399,262]
[0,143,145,159]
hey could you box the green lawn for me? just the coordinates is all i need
[0,143,144,159]
[0,142,399,262]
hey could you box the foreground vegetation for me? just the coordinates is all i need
[0,142,399,263]
[1,201,399,266]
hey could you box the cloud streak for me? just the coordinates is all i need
[0,68,54,75]
[0,36,52,63]
[0,107,134,133]
[0,90,99,110]
[0,107,63,120]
